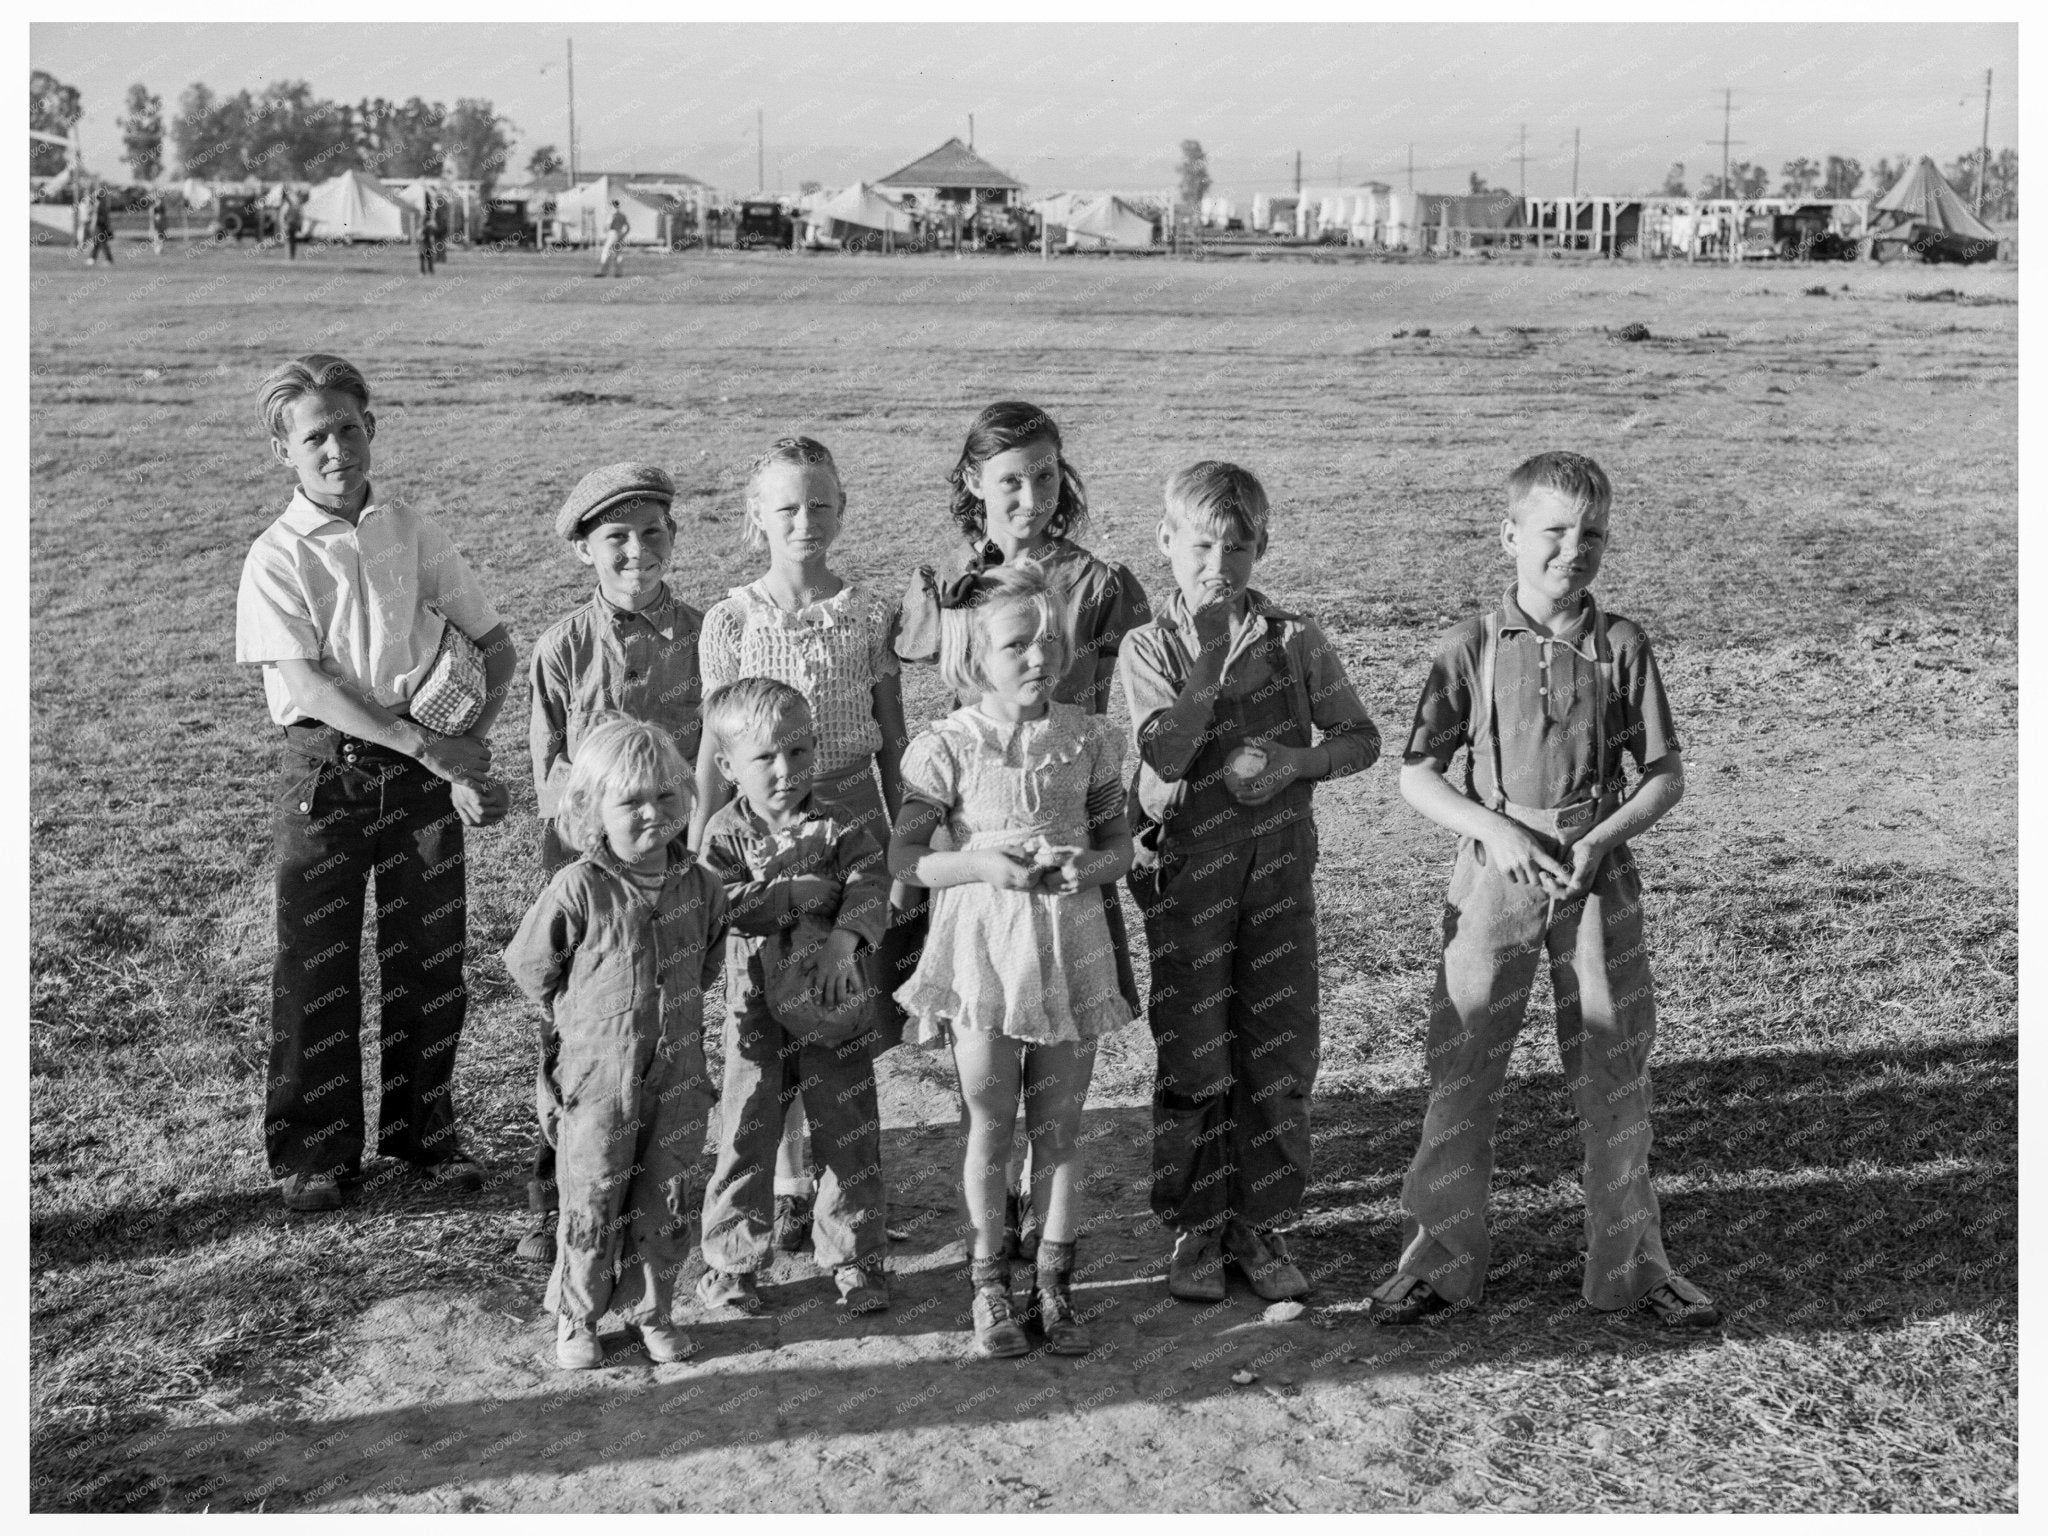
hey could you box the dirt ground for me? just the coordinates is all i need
[29,242,2017,1512]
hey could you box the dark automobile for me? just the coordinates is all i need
[480,198,540,248]
[735,200,795,249]
[213,194,279,242]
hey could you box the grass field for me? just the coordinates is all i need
[28,238,2017,1511]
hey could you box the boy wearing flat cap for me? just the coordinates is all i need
[518,462,707,1263]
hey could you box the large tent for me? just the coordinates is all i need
[1063,194,1154,251]
[802,182,916,246]
[1869,156,1998,263]
[551,177,665,245]
[300,169,414,242]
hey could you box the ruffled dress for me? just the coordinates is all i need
[894,703,1136,1047]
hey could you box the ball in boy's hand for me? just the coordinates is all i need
[1225,743,1269,791]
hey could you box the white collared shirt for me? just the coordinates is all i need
[236,487,503,726]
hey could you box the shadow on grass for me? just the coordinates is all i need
[34,1034,2015,1511]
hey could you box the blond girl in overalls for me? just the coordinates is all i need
[1371,451,1718,1330]
[691,437,909,1256]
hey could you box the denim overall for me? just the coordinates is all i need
[1378,597,1674,1311]
[1132,625,1323,1233]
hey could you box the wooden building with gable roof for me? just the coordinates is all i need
[874,137,1024,214]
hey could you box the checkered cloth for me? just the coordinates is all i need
[408,619,487,735]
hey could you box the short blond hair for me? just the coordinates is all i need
[1507,451,1612,520]
[704,677,813,756]
[937,564,1067,700]
[556,716,692,855]
[1162,460,1269,544]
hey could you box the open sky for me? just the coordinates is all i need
[31,20,2018,201]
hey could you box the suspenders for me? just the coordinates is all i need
[1474,595,1618,815]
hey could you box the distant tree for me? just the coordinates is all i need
[798,178,821,196]
[1779,156,1821,199]
[1943,150,1982,205]
[243,79,352,180]
[30,68,83,176]
[525,143,563,178]
[173,81,256,179]
[1820,155,1862,200]
[119,82,164,182]
[353,95,445,178]
[443,98,512,191]
[1176,138,1210,214]
[1468,171,1494,195]
[1985,147,2018,220]
[1660,162,1688,197]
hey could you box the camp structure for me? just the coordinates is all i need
[299,169,415,242]
[551,176,664,246]
[875,137,1023,215]
[801,182,916,249]
[1062,194,1155,252]
[1868,156,1998,264]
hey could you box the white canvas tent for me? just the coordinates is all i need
[552,177,664,245]
[1064,194,1154,251]
[301,169,414,242]
[803,182,915,245]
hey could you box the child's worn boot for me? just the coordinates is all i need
[1225,1219,1310,1301]
[968,1257,1029,1359]
[555,1314,604,1370]
[1169,1226,1228,1302]
[696,1266,768,1315]
[835,1259,891,1315]
[1026,1239,1091,1356]
[515,1177,557,1265]
[635,1318,696,1364]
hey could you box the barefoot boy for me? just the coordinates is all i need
[1370,451,1718,1329]
[235,354,515,1212]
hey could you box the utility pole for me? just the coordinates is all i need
[1337,152,1344,185]
[757,107,764,193]
[565,37,578,184]
[1517,123,1528,199]
[1406,142,1413,194]
[1720,87,1733,201]
[1572,127,1580,198]
[1976,68,1992,214]
[1293,149,1301,197]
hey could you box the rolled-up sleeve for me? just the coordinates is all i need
[1120,624,1213,783]
[1295,618,1379,779]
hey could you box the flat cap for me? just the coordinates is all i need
[555,462,676,540]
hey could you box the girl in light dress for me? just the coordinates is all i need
[691,437,909,1255]
[889,565,1135,1360]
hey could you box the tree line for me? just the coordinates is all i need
[31,68,529,193]
[1655,152,2017,220]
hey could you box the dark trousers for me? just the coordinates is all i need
[1132,820,1321,1232]
[700,941,886,1273]
[266,731,468,1180]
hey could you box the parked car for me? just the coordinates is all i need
[212,194,278,242]
[480,198,540,248]
[734,201,795,249]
